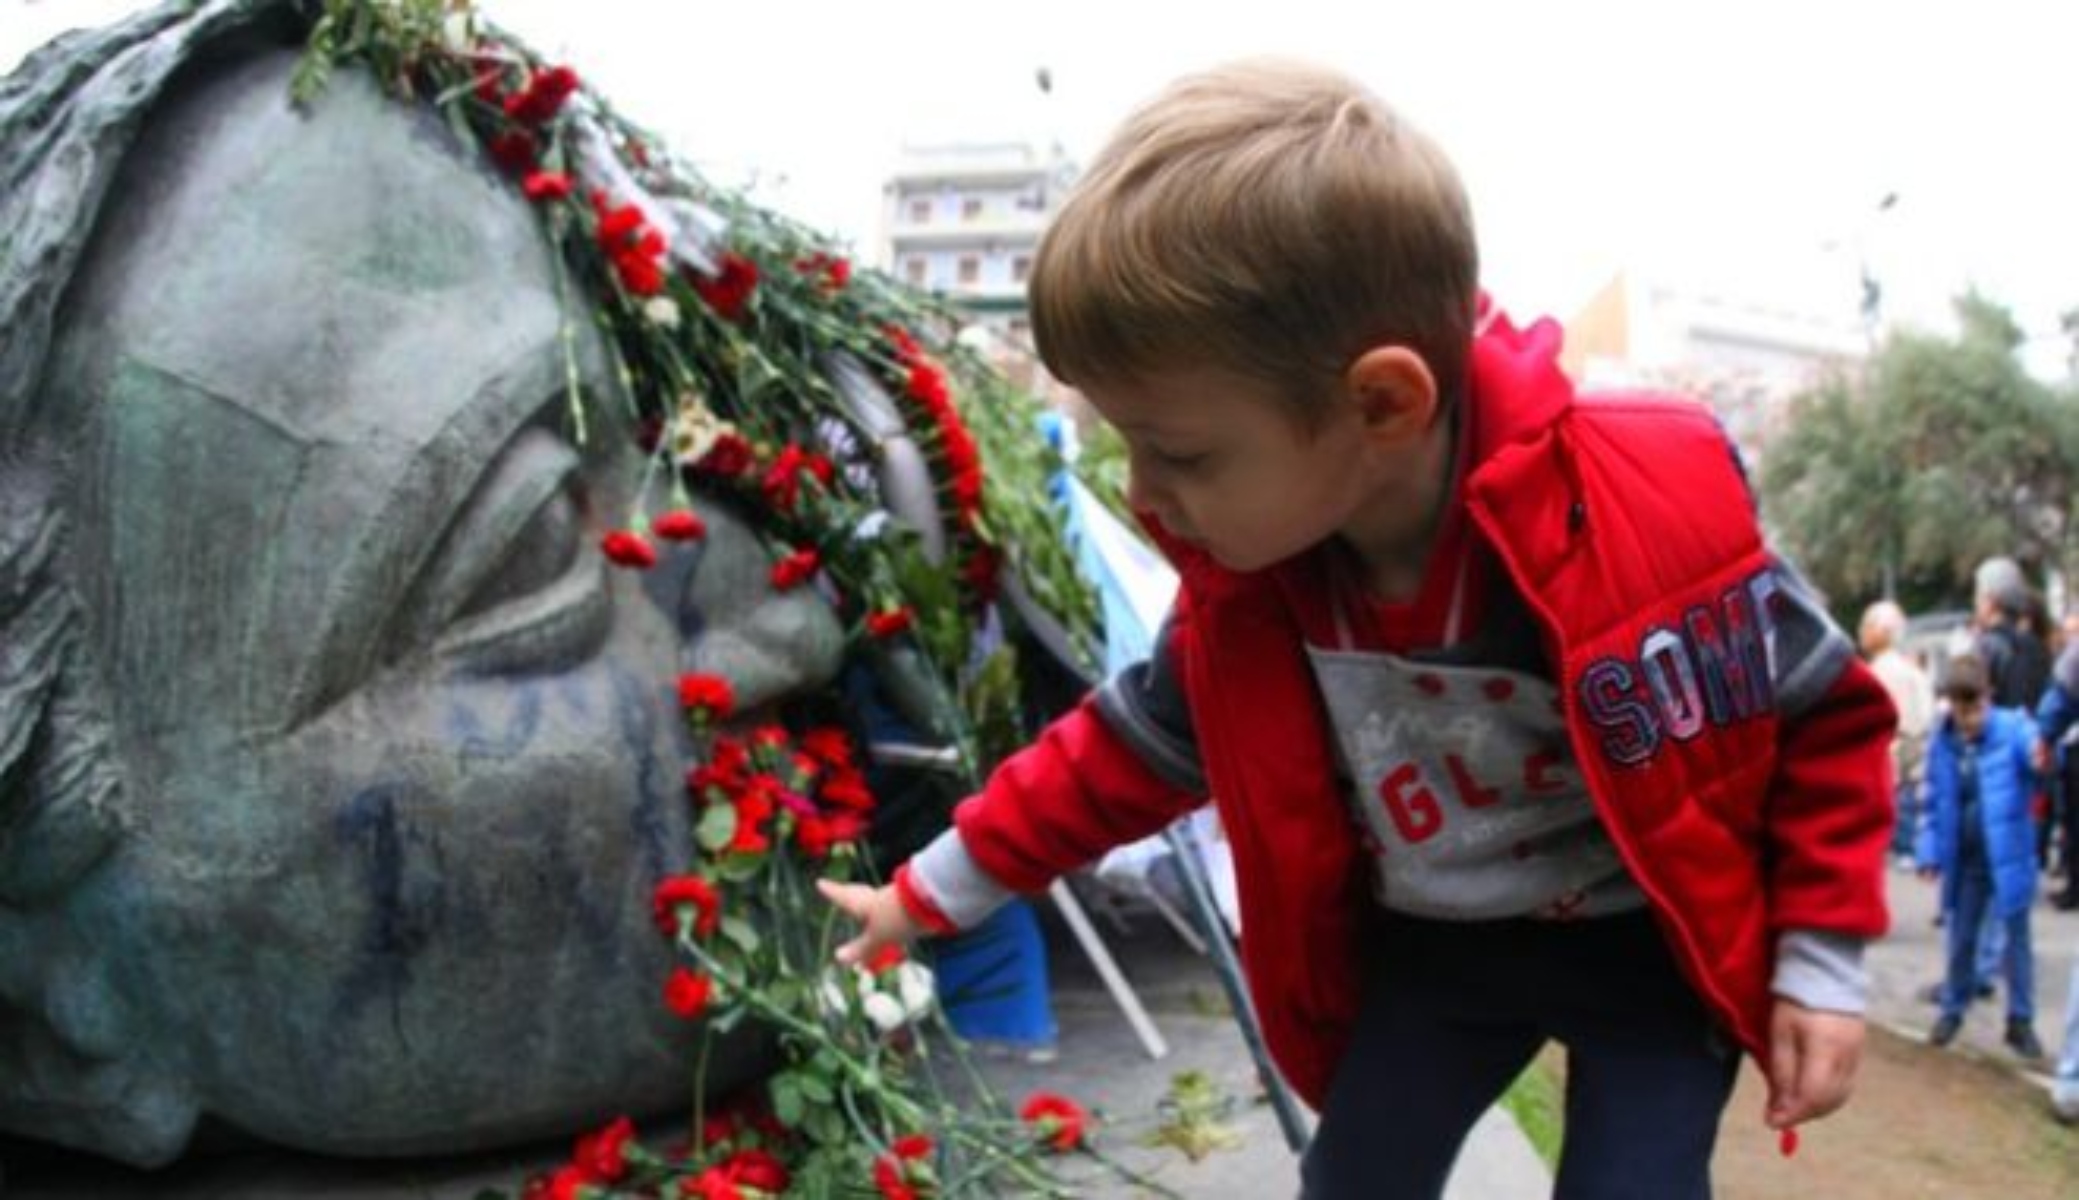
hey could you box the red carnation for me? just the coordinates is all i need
[522,170,572,202]
[797,727,854,769]
[651,874,721,939]
[692,252,760,322]
[961,545,1002,604]
[652,509,707,541]
[1019,1092,1089,1152]
[819,770,875,812]
[865,943,906,976]
[677,673,736,721]
[680,1167,740,1200]
[504,64,581,125]
[722,1148,790,1193]
[664,967,714,1019]
[794,810,866,858]
[601,529,658,569]
[488,129,538,175]
[871,1157,917,1200]
[770,547,820,591]
[892,1133,933,1160]
[572,1115,636,1182]
[865,607,915,639]
[694,432,756,479]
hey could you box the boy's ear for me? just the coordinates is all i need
[1343,346,1439,443]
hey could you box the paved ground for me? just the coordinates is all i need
[1861,862,2075,1094]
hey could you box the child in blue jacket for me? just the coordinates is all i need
[1918,653,2046,1057]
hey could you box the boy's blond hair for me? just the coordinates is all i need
[1030,58,1479,417]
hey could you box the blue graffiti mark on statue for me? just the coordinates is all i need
[0,0,897,1167]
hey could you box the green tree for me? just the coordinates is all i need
[1761,291,2079,612]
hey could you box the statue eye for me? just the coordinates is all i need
[406,428,610,674]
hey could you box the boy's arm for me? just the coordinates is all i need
[1761,559,1895,1010]
[898,611,1208,933]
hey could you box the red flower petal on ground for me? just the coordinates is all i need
[601,529,657,569]
[676,673,736,720]
[572,1114,637,1182]
[651,874,721,939]
[652,509,707,541]
[1019,1092,1089,1152]
[865,607,915,638]
[664,967,714,1019]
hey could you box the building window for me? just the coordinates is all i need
[956,255,980,285]
[962,197,984,222]
[1012,255,1032,284]
[907,197,930,225]
[904,257,927,285]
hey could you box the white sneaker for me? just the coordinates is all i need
[2054,1088,2079,1124]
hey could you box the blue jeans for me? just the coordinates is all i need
[1943,858,2034,1022]
[1300,912,1737,1200]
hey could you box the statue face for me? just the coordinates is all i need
[7,45,841,1164]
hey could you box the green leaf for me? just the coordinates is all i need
[770,1074,805,1128]
[695,802,738,852]
[720,914,761,955]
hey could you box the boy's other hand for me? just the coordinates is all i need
[1764,999,1864,1129]
[817,878,922,967]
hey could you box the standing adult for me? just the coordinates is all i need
[1862,600,1933,864]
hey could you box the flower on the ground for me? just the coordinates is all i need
[601,529,657,569]
[1019,1092,1089,1152]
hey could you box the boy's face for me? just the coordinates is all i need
[1951,693,1988,739]
[1082,364,1417,573]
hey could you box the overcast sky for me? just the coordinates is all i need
[9,0,2077,371]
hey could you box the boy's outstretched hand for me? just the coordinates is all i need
[817,878,923,967]
[1764,998,1864,1129]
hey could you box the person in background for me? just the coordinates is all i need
[1918,654,2045,1059]
[1861,600,1932,867]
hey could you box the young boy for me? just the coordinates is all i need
[1917,653,2045,1059]
[822,59,1895,1198]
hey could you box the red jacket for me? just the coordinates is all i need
[945,310,1895,1108]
